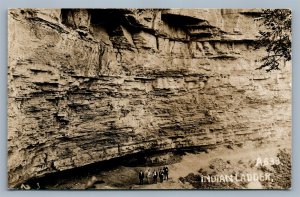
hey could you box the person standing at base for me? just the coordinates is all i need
[159,169,164,183]
[147,169,152,184]
[138,170,144,185]
[163,166,169,180]
[153,170,158,184]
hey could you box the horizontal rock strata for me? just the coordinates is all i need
[8,9,291,188]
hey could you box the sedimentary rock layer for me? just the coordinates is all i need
[7,9,291,188]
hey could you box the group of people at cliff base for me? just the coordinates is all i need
[138,166,169,185]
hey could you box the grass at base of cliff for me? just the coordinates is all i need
[179,148,291,189]
[23,137,291,190]
[260,149,291,189]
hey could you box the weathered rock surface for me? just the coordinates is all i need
[7,9,291,188]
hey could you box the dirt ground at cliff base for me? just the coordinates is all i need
[40,137,291,190]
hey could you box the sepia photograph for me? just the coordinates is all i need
[7,8,292,190]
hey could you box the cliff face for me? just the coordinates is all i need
[7,9,291,188]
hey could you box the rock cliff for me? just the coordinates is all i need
[7,9,291,188]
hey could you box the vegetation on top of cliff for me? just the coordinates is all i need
[255,9,291,72]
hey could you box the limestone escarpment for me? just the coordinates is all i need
[8,9,291,188]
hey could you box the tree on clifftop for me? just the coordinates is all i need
[255,9,292,72]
